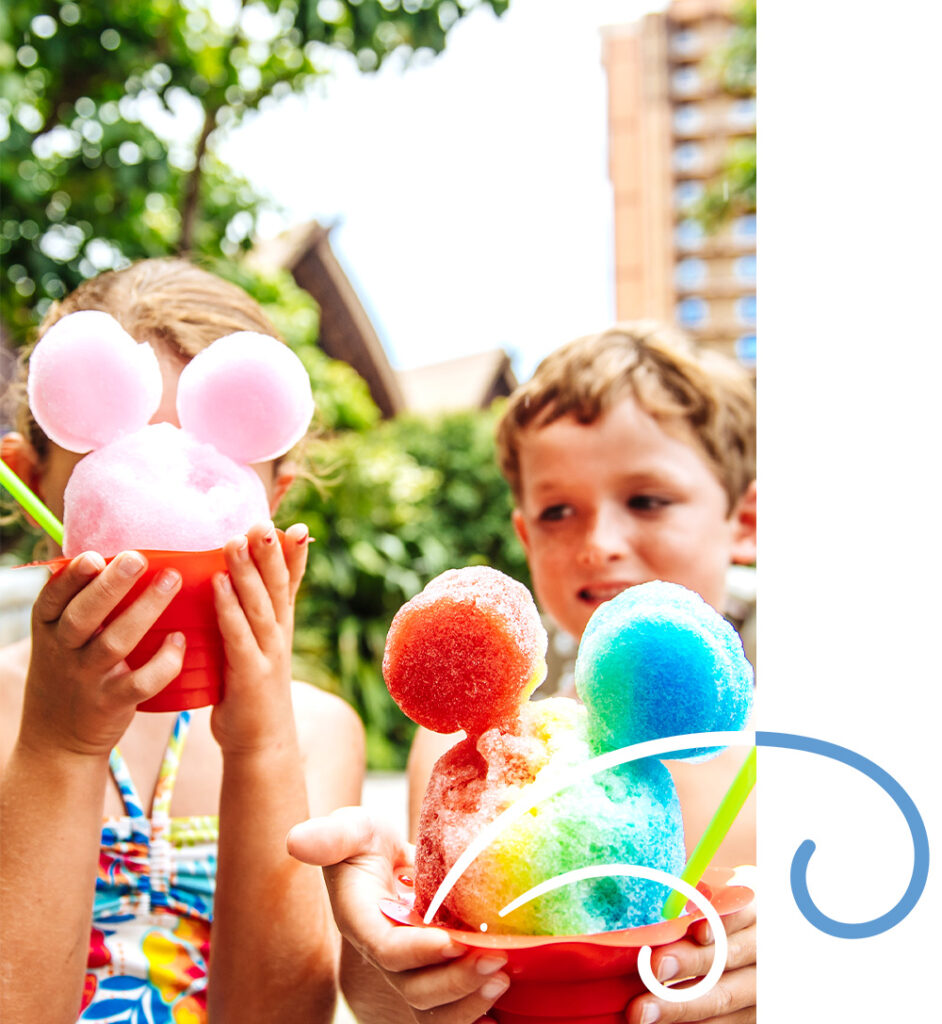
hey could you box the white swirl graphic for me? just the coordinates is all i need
[498,863,728,1002]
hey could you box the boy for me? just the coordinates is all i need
[289,322,757,1024]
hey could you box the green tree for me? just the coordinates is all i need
[692,0,755,232]
[0,0,509,340]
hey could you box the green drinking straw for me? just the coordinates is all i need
[661,745,757,920]
[0,458,64,546]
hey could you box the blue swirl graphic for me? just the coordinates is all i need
[756,731,930,939]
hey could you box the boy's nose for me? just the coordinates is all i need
[577,504,631,566]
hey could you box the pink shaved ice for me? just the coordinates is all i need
[177,332,315,464]
[28,310,162,454]
[62,423,270,556]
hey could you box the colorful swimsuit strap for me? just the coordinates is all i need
[109,711,193,893]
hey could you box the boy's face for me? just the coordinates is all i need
[511,396,756,640]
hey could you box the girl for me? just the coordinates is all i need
[0,259,365,1023]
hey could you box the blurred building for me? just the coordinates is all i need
[397,349,517,415]
[602,0,755,366]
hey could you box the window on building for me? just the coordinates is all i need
[673,104,703,134]
[735,254,757,283]
[674,218,704,250]
[735,334,757,368]
[733,214,757,240]
[729,97,756,128]
[737,294,757,325]
[674,180,704,209]
[671,65,701,96]
[675,258,706,289]
[673,142,704,172]
[676,297,708,327]
[671,28,699,56]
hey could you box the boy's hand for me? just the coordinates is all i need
[20,550,184,758]
[288,808,511,1023]
[210,521,308,755]
[625,901,756,1024]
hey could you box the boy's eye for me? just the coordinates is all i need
[627,495,670,512]
[538,504,573,522]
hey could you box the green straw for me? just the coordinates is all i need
[0,458,64,546]
[661,745,756,920]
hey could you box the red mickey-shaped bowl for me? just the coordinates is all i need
[380,868,754,1024]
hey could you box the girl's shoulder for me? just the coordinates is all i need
[290,679,364,750]
[0,639,30,767]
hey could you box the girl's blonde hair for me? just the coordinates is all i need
[16,258,283,462]
[496,321,756,511]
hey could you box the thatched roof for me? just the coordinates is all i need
[249,221,406,418]
[396,348,518,415]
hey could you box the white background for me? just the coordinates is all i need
[759,1,940,1018]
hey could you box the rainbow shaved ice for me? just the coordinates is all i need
[27,312,313,557]
[384,570,753,936]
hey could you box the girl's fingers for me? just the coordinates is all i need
[55,552,151,649]
[83,568,183,671]
[281,523,309,599]
[213,571,257,660]
[222,534,278,645]
[32,551,106,628]
[103,630,187,707]
[246,522,291,619]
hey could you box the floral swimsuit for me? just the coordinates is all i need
[80,711,218,1023]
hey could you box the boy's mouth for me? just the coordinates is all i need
[577,582,634,604]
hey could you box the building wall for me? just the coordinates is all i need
[603,0,755,366]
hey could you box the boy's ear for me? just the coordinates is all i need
[512,508,531,555]
[729,479,757,565]
[268,462,297,515]
[0,432,40,491]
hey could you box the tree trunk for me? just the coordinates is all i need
[178,106,218,254]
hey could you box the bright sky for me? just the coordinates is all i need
[220,0,667,380]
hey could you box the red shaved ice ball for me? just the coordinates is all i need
[383,566,547,737]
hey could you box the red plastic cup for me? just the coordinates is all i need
[41,548,227,713]
[380,868,754,1024]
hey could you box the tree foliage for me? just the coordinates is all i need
[0,0,509,341]
[692,0,756,232]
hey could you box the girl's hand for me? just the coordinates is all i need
[210,521,309,755]
[20,550,185,758]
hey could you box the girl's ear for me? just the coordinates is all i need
[268,463,296,515]
[729,480,757,565]
[0,432,40,492]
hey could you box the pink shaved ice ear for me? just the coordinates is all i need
[27,310,162,454]
[176,332,314,464]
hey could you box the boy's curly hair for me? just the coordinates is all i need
[496,322,755,511]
